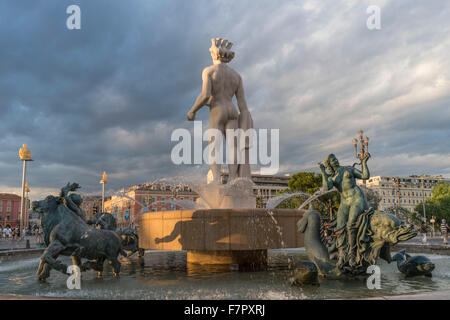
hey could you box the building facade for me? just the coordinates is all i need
[81,195,108,221]
[103,173,291,227]
[104,182,198,228]
[362,175,449,212]
[0,193,30,229]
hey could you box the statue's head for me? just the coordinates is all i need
[324,154,339,173]
[209,38,235,64]
[70,193,82,206]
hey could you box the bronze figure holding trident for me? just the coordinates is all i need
[318,133,371,269]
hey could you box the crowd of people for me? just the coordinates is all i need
[1,225,43,244]
[419,219,450,245]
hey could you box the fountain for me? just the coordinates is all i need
[3,38,446,300]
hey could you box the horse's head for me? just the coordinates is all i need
[95,213,117,231]
[32,195,60,220]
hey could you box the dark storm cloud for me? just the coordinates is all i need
[0,0,449,199]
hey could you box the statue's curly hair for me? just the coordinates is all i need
[209,38,235,63]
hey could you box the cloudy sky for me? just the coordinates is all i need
[1,0,449,200]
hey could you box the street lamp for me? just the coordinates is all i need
[24,182,30,230]
[420,174,427,223]
[19,144,33,234]
[100,171,108,212]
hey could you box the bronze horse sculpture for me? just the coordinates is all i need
[88,212,145,264]
[32,184,126,281]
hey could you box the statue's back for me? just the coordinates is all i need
[208,64,241,103]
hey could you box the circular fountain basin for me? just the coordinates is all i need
[2,250,450,299]
[138,209,304,270]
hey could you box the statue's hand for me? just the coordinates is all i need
[362,152,371,162]
[318,163,326,172]
[187,110,196,121]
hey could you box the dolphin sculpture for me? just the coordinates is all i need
[392,249,435,277]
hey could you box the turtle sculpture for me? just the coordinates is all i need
[295,205,417,281]
[32,189,126,281]
[392,249,435,277]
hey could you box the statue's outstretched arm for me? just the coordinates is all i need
[59,182,71,198]
[64,195,85,219]
[353,153,370,180]
[59,182,80,198]
[189,69,212,115]
[318,163,333,190]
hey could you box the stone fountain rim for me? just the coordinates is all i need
[141,208,305,215]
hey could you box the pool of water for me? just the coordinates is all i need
[1,249,449,299]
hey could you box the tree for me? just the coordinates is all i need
[414,182,450,226]
[288,172,322,194]
[277,171,340,218]
[432,182,450,200]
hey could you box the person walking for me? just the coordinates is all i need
[441,219,450,245]
[36,227,43,245]
[420,221,428,244]
[5,227,10,242]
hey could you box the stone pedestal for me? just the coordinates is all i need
[138,209,304,271]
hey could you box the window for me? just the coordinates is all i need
[6,215,11,220]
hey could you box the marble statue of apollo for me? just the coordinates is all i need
[187,38,253,183]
